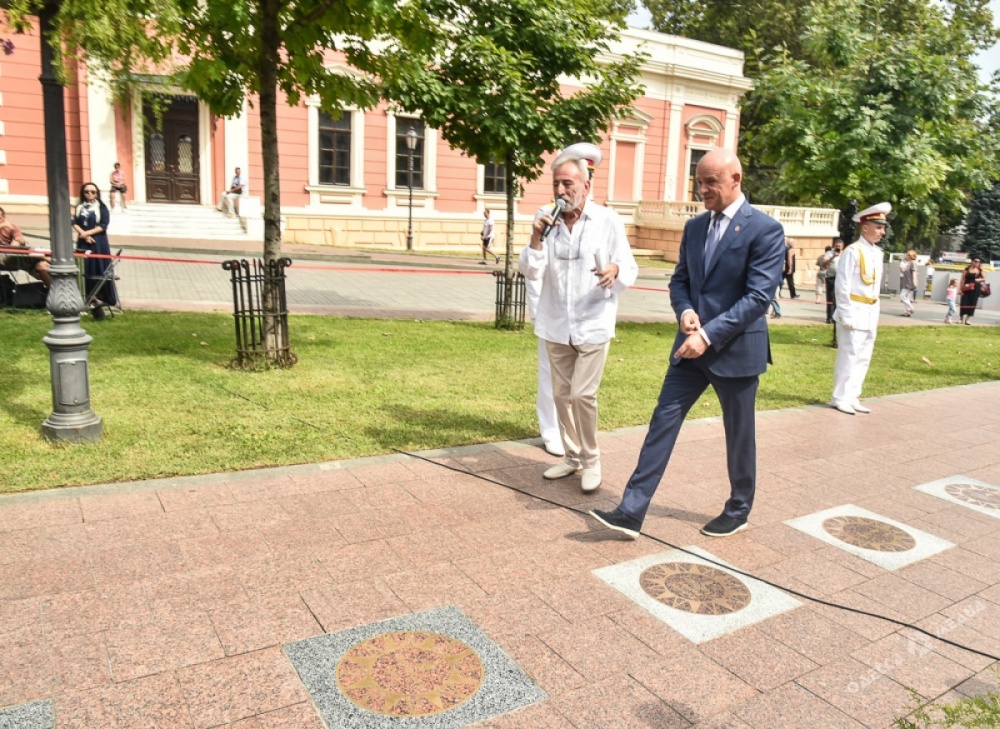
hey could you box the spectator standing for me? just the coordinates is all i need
[899,249,918,316]
[73,182,117,316]
[959,257,987,325]
[109,162,128,210]
[825,239,844,323]
[944,278,958,324]
[783,238,798,298]
[815,245,833,303]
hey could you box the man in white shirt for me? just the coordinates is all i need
[831,202,891,415]
[218,167,247,217]
[519,144,638,492]
[479,209,499,265]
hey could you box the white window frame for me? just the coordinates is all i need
[305,98,366,207]
[683,114,724,202]
[384,112,438,210]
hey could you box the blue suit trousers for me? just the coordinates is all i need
[620,358,759,523]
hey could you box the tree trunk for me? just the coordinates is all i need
[495,148,523,330]
[256,0,295,366]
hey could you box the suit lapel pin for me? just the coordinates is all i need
[734,225,741,233]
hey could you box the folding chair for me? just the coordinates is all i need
[82,248,123,319]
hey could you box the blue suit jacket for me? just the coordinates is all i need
[669,201,785,378]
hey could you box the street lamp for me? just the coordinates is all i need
[38,2,102,442]
[405,125,417,251]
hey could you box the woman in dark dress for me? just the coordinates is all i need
[72,181,118,312]
[959,257,986,325]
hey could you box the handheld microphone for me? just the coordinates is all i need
[541,199,567,239]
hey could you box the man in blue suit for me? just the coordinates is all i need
[590,148,785,538]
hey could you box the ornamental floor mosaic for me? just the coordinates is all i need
[914,476,1000,520]
[284,606,545,728]
[2,383,1000,728]
[784,504,955,570]
[593,547,802,643]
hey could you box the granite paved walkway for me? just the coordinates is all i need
[2,382,1000,727]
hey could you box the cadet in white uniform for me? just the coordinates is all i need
[831,202,891,415]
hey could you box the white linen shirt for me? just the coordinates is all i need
[519,200,638,346]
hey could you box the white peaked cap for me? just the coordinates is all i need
[553,142,603,174]
[852,202,892,224]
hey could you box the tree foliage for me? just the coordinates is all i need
[381,0,644,324]
[643,0,1000,250]
[964,181,1000,261]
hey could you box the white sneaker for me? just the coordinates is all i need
[852,402,871,414]
[831,401,856,415]
[581,466,602,492]
[543,461,580,480]
[543,439,565,457]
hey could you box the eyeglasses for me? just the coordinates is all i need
[83,189,98,195]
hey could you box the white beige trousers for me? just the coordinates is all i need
[545,339,610,469]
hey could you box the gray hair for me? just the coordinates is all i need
[551,156,589,180]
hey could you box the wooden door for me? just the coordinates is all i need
[144,98,200,204]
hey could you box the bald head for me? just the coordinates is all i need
[696,148,743,213]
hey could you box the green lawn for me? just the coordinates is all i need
[1,310,997,493]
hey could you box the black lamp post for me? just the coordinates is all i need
[38,2,103,442]
[405,125,417,251]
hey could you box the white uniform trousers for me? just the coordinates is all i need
[832,324,877,407]
[545,340,610,469]
[536,338,560,445]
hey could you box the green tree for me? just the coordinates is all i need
[381,0,643,327]
[965,182,1000,261]
[5,0,432,365]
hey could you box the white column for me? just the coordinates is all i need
[86,81,117,193]
[724,110,739,150]
[224,101,250,193]
[664,100,683,201]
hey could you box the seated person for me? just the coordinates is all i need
[0,206,51,286]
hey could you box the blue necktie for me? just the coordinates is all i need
[703,212,723,268]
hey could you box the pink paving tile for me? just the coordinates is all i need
[629,644,759,724]
[794,656,919,728]
[78,490,164,522]
[209,594,322,656]
[343,483,423,511]
[733,682,865,729]
[756,551,870,595]
[0,522,89,564]
[537,615,661,683]
[851,632,975,698]
[551,673,690,728]
[961,532,1000,563]
[299,579,408,633]
[808,589,908,641]
[902,616,1000,673]
[144,566,247,611]
[745,521,825,557]
[380,561,489,611]
[701,626,820,691]
[956,664,1000,699]
[257,702,327,728]
[454,549,554,596]
[233,553,333,599]
[695,711,753,728]
[42,584,150,634]
[464,590,570,642]
[530,573,630,624]
[895,559,990,601]
[155,482,240,511]
[176,647,309,729]
[272,489,356,519]
[756,607,870,666]
[314,539,412,583]
[500,633,588,695]
[89,538,189,586]
[57,672,193,729]
[346,460,420,486]
[329,502,444,543]
[812,544,885,579]
[0,627,63,706]
[0,555,93,600]
[386,526,476,567]
[517,536,611,578]
[127,508,220,542]
[263,469,364,498]
[0,596,42,635]
[605,602,690,657]
[178,529,274,569]
[49,629,114,693]
[208,500,293,532]
[0,498,82,532]
[473,701,576,728]
[930,547,1000,583]
[104,609,225,682]
[257,517,347,557]
[852,574,956,623]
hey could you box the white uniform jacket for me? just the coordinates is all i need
[833,236,883,332]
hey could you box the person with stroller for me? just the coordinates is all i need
[73,182,118,318]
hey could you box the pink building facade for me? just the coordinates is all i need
[1,24,832,256]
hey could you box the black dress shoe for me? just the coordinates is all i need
[589,508,641,539]
[701,513,748,537]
